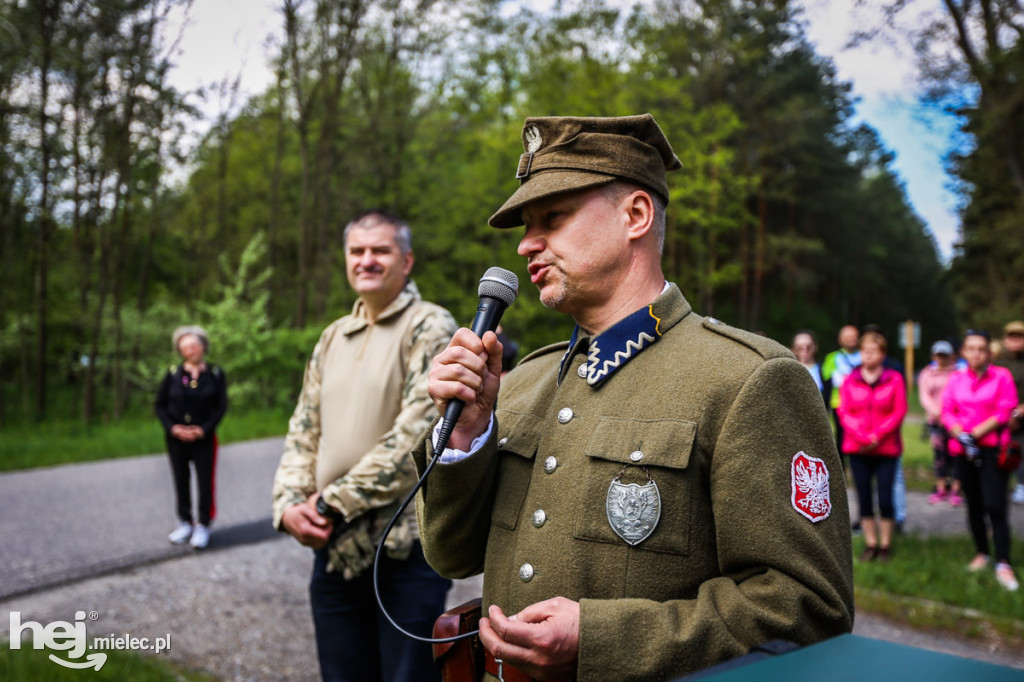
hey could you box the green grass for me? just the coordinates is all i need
[899,416,940,493]
[0,407,291,472]
[0,640,215,681]
[852,535,1024,649]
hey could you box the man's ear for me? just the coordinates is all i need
[624,190,655,242]
[403,249,415,276]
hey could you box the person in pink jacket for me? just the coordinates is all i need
[918,340,961,505]
[941,330,1020,591]
[838,331,907,562]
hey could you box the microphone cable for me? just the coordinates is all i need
[371,267,518,644]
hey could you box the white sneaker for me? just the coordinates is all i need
[995,562,1019,592]
[168,522,193,545]
[1012,484,1024,505]
[190,524,210,549]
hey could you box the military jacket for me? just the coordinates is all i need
[273,281,457,578]
[414,284,854,681]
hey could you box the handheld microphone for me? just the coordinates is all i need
[437,267,519,448]
[373,266,518,645]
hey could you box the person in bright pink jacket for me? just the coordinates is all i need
[838,331,907,562]
[918,340,961,506]
[941,330,1020,591]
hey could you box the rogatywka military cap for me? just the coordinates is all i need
[488,113,682,229]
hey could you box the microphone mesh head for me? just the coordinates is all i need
[478,267,519,307]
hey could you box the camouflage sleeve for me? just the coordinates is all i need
[320,305,457,520]
[271,327,330,530]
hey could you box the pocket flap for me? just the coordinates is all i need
[495,409,542,459]
[585,417,696,469]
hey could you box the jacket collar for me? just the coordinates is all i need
[849,366,897,387]
[341,280,420,335]
[558,283,691,386]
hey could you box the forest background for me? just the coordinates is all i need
[1,0,1021,436]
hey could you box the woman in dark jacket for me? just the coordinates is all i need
[155,326,227,549]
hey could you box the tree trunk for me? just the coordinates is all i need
[268,64,287,310]
[34,0,58,420]
[284,0,312,328]
[82,168,110,424]
[751,190,767,333]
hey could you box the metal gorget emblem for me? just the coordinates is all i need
[606,465,661,546]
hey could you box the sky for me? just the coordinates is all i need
[164,0,963,262]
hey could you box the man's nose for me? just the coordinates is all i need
[518,228,544,257]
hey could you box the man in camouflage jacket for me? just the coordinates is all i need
[418,115,854,681]
[272,210,457,682]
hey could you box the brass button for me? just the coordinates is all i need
[629,450,644,462]
[577,363,588,378]
[532,510,547,528]
[557,407,574,424]
[519,563,534,582]
[544,456,558,473]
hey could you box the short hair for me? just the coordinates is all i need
[859,330,887,353]
[599,181,667,252]
[343,209,412,254]
[173,325,209,354]
[964,328,991,343]
[793,329,817,346]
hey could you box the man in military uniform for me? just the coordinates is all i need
[414,115,854,681]
[272,210,458,682]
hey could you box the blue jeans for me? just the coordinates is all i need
[310,541,451,682]
[893,457,906,523]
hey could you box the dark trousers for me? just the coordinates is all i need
[957,448,1012,563]
[849,454,898,520]
[831,409,847,470]
[166,435,216,526]
[310,541,451,682]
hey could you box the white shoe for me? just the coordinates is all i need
[190,524,210,549]
[995,562,1019,592]
[168,522,193,545]
[1012,484,1024,505]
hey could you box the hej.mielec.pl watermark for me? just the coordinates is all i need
[8,610,172,671]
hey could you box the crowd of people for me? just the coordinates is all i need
[791,322,1023,593]
[151,112,1020,681]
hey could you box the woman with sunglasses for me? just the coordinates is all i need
[942,329,1020,591]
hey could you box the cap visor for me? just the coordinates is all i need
[488,171,616,228]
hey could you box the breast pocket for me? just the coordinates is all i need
[573,417,697,556]
[490,409,541,530]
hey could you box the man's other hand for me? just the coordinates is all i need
[281,493,333,549]
[479,598,580,681]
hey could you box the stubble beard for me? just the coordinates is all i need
[537,267,573,312]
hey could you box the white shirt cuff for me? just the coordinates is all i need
[432,414,495,464]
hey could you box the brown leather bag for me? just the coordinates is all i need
[433,598,484,682]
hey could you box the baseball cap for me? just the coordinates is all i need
[1004,320,1024,335]
[931,340,954,356]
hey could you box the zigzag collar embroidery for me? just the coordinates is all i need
[559,304,664,387]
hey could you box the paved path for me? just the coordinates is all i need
[0,437,284,600]
[1,440,1023,680]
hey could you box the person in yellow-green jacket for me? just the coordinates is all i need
[821,325,861,468]
[414,114,854,682]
